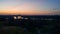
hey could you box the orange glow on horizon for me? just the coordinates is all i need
[0,10,53,15]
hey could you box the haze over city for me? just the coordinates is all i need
[0,0,60,15]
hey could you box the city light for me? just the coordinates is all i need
[14,16,17,19]
[24,18,28,20]
[13,16,28,20]
[18,16,22,19]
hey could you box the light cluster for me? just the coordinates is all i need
[14,16,28,20]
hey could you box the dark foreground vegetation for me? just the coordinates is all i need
[0,15,60,34]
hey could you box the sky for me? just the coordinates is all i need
[0,0,60,15]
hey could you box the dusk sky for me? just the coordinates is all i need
[0,0,60,15]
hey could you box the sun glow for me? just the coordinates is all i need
[0,9,53,15]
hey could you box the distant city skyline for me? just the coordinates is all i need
[0,0,60,15]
